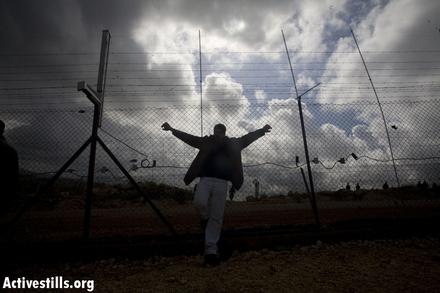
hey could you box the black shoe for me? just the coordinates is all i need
[204,254,220,267]
[200,219,208,231]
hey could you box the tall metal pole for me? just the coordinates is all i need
[96,30,111,127]
[350,28,400,187]
[281,30,320,226]
[83,30,111,239]
[199,30,203,136]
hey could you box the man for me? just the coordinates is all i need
[162,122,271,266]
[0,120,19,216]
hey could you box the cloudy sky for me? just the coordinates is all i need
[1,0,440,197]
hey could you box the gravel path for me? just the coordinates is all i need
[4,237,440,292]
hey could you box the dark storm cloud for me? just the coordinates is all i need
[0,0,297,53]
[0,0,147,51]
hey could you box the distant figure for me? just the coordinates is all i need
[417,181,422,189]
[421,180,429,190]
[352,182,362,200]
[346,183,351,191]
[383,181,389,190]
[432,182,438,190]
[162,122,271,266]
[0,120,19,215]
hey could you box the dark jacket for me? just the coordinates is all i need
[172,128,266,190]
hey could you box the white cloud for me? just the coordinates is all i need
[224,19,247,35]
[254,90,267,103]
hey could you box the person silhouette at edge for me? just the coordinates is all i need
[162,122,271,266]
[0,120,19,217]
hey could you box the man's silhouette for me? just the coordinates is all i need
[162,122,271,265]
[0,120,19,216]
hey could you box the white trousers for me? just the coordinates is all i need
[193,177,228,255]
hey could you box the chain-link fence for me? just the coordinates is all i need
[4,100,439,192]
[1,98,439,241]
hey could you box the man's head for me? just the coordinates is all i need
[0,120,5,136]
[213,123,226,137]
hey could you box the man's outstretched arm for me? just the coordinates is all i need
[161,122,203,149]
[238,124,272,150]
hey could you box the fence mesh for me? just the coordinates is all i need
[2,99,440,196]
[1,98,440,242]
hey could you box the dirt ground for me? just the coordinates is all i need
[6,199,439,242]
[3,237,440,292]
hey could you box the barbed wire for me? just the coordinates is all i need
[100,127,307,170]
[2,60,440,71]
[1,49,440,57]
[316,154,440,170]
[1,49,439,108]
[2,96,440,107]
[97,124,440,173]
[2,98,439,112]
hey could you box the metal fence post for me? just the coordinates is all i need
[350,28,400,187]
[282,30,321,226]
